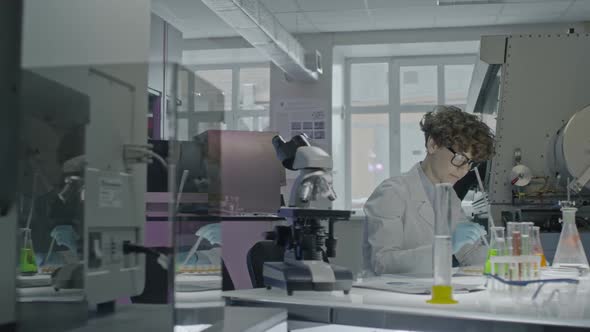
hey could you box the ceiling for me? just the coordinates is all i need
[152,0,590,39]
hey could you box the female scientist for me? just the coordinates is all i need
[363,106,495,274]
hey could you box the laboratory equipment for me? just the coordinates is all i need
[520,222,533,279]
[263,134,353,295]
[553,205,589,271]
[467,33,590,260]
[159,131,285,214]
[19,228,38,275]
[428,183,457,304]
[17,63,150,315]
[532,226,547,267]
[484,227,505,275]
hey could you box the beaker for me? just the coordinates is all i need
[553,206,589,270]
[427,183,457,304]
[19,228,38,275]
[532,226,547,267]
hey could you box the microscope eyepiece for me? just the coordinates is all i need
[272,134,312,170]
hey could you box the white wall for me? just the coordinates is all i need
[270,34,335,154]
[22,0,150,67]
[269,34,335,207]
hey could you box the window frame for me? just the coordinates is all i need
[178,62,271,136]
[344,54,477,212]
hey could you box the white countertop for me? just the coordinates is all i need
[223,275,590,328]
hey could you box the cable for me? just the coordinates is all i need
[123,242,169,270]
[176,170,189,211]
[124,145,168,170]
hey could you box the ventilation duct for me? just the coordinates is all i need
[201,0,321,82]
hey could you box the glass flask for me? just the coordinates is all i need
[19,228,38,275]
[532,226,548,267]
[553,206,589,270]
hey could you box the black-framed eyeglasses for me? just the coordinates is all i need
[447,146,477,169]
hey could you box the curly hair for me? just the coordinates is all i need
[419,105,495,161]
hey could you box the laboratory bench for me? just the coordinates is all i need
[222,275,590,331]
[69,304,287,332]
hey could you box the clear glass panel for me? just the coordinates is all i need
[444,64,474,105]
[258,116,270,132]
[350,63,389,107]
[195,69,232,112]
[178,69,190,112]
[400,65,437,106]
[239,67,270,111]
[236,116,255,131]
[198,120,228,134]
[351,113,389,209]
[400,112,427,173]
[177,118,189,141]
[16,67,88,331]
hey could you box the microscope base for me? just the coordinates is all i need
[262,261,353,296]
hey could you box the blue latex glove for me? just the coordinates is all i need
[195,223,221,245]
[452,222,486,254]
[50,225,79,252]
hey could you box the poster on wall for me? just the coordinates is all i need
[275,98,328,153]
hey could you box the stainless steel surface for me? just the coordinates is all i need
[486,34,590,206]
[468,33,590,229]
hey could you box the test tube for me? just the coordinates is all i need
[427,183,457,304]
[506,222,521,280]
[488,227,506,278]
[520,222,533,280]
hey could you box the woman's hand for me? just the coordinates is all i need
[452,222,487,254]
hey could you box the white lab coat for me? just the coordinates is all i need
[363,163,486,275]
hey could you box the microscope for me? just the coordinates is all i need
[262,134,353,295]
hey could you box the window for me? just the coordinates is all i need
[239,67,270,111]
[195,69,232,111]
[400,112,427,173]
[350,63,389,107]
[400,66,437,106]
[170,64,271,140]
[445,65,474,105]
[351,113,390,209]
[345,55,476,210]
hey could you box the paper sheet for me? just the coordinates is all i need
[353,274,486,295]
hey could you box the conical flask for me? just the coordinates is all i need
[20,228,38,275]
[532,226,547,267]
[553,207,589,270]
